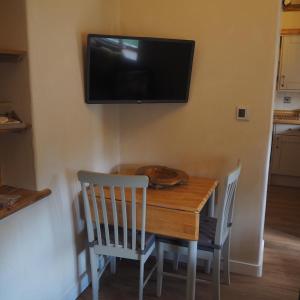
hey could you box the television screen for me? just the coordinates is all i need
[86,34,195,103]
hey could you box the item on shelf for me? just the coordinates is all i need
[0,111,26,131]
[135,165,189,189]
[0,194,21,208]
[0,116,9,124]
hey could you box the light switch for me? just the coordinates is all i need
[236,106,249,121]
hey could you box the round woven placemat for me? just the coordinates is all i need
[135,165,189,189]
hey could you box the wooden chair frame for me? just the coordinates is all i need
[156,164,241,300]
[78,171,156,300]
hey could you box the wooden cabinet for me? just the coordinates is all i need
[271,132,300,177]
[278,33,300,91]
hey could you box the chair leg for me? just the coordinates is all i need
[139,259,145,300]
[212,249,221,300]
[223,237,231,285]
[89,248,99,300]
[205,256,212,274]
[186,241,197,300]
[156,242,164,297]
[110,257,116,274]
[173,253,180,271]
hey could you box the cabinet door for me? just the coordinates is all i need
[278,35,300,91]
[271,134,300,176]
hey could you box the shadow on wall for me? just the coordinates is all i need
[66,169,90,296]
[71,194,90,296]
[42,169,92,298]
[117,100,235,180]
[80,33,89,102]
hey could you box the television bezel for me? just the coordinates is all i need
[85,34,195,104]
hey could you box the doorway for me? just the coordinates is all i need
[264,5,300,298]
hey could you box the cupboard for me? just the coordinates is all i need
[278,31,300,91]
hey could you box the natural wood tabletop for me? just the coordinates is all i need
[86,176,218,241]
[97,176,218,213]
[80,172,218,300]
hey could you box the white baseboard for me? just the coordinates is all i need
[63,272,90,300]
[230,260,262,277]
[163,239,265,278]
[64,239,265,299]
[230,239,264,277]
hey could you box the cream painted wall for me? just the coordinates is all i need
[118,0,281,270]
[0,1,282,299]
[0,1,120,300]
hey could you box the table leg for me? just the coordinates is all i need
[186,240,197,300]
[208,189,216,217]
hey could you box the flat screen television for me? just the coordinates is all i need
[86,34,195,104]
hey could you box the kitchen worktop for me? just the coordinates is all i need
[273,109,300,125]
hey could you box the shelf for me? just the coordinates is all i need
[0,123,30,134]
[0,185,51,220]
[0,49,26,62]
[0,111,30,134]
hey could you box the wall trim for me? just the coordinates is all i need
[230,239,264,277]
[65,239,265,299]
[63,273,90,300]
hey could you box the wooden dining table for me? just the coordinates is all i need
[144,177,218,300]
[89,175,218,300]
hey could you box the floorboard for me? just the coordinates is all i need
[77,185,300,300]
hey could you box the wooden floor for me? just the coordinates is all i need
[78,186,300,300]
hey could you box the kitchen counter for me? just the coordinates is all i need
[273,109,300,125]
[274,119,300,125]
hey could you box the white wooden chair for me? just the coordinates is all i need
[156,164,241,300]
[78,171,157,300]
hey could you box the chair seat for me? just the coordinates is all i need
[99,226,155,255]
[158,216,220,251]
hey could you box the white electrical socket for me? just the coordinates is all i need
[283,96,291,104]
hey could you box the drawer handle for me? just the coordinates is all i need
[281,75,285,88]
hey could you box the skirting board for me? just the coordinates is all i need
[163,239,265,278]
[63,272,90,300]
[66,239,265,299]
[230,239,264,277]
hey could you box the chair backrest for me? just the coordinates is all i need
[215,163,241,246]
[78,171,149,255]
